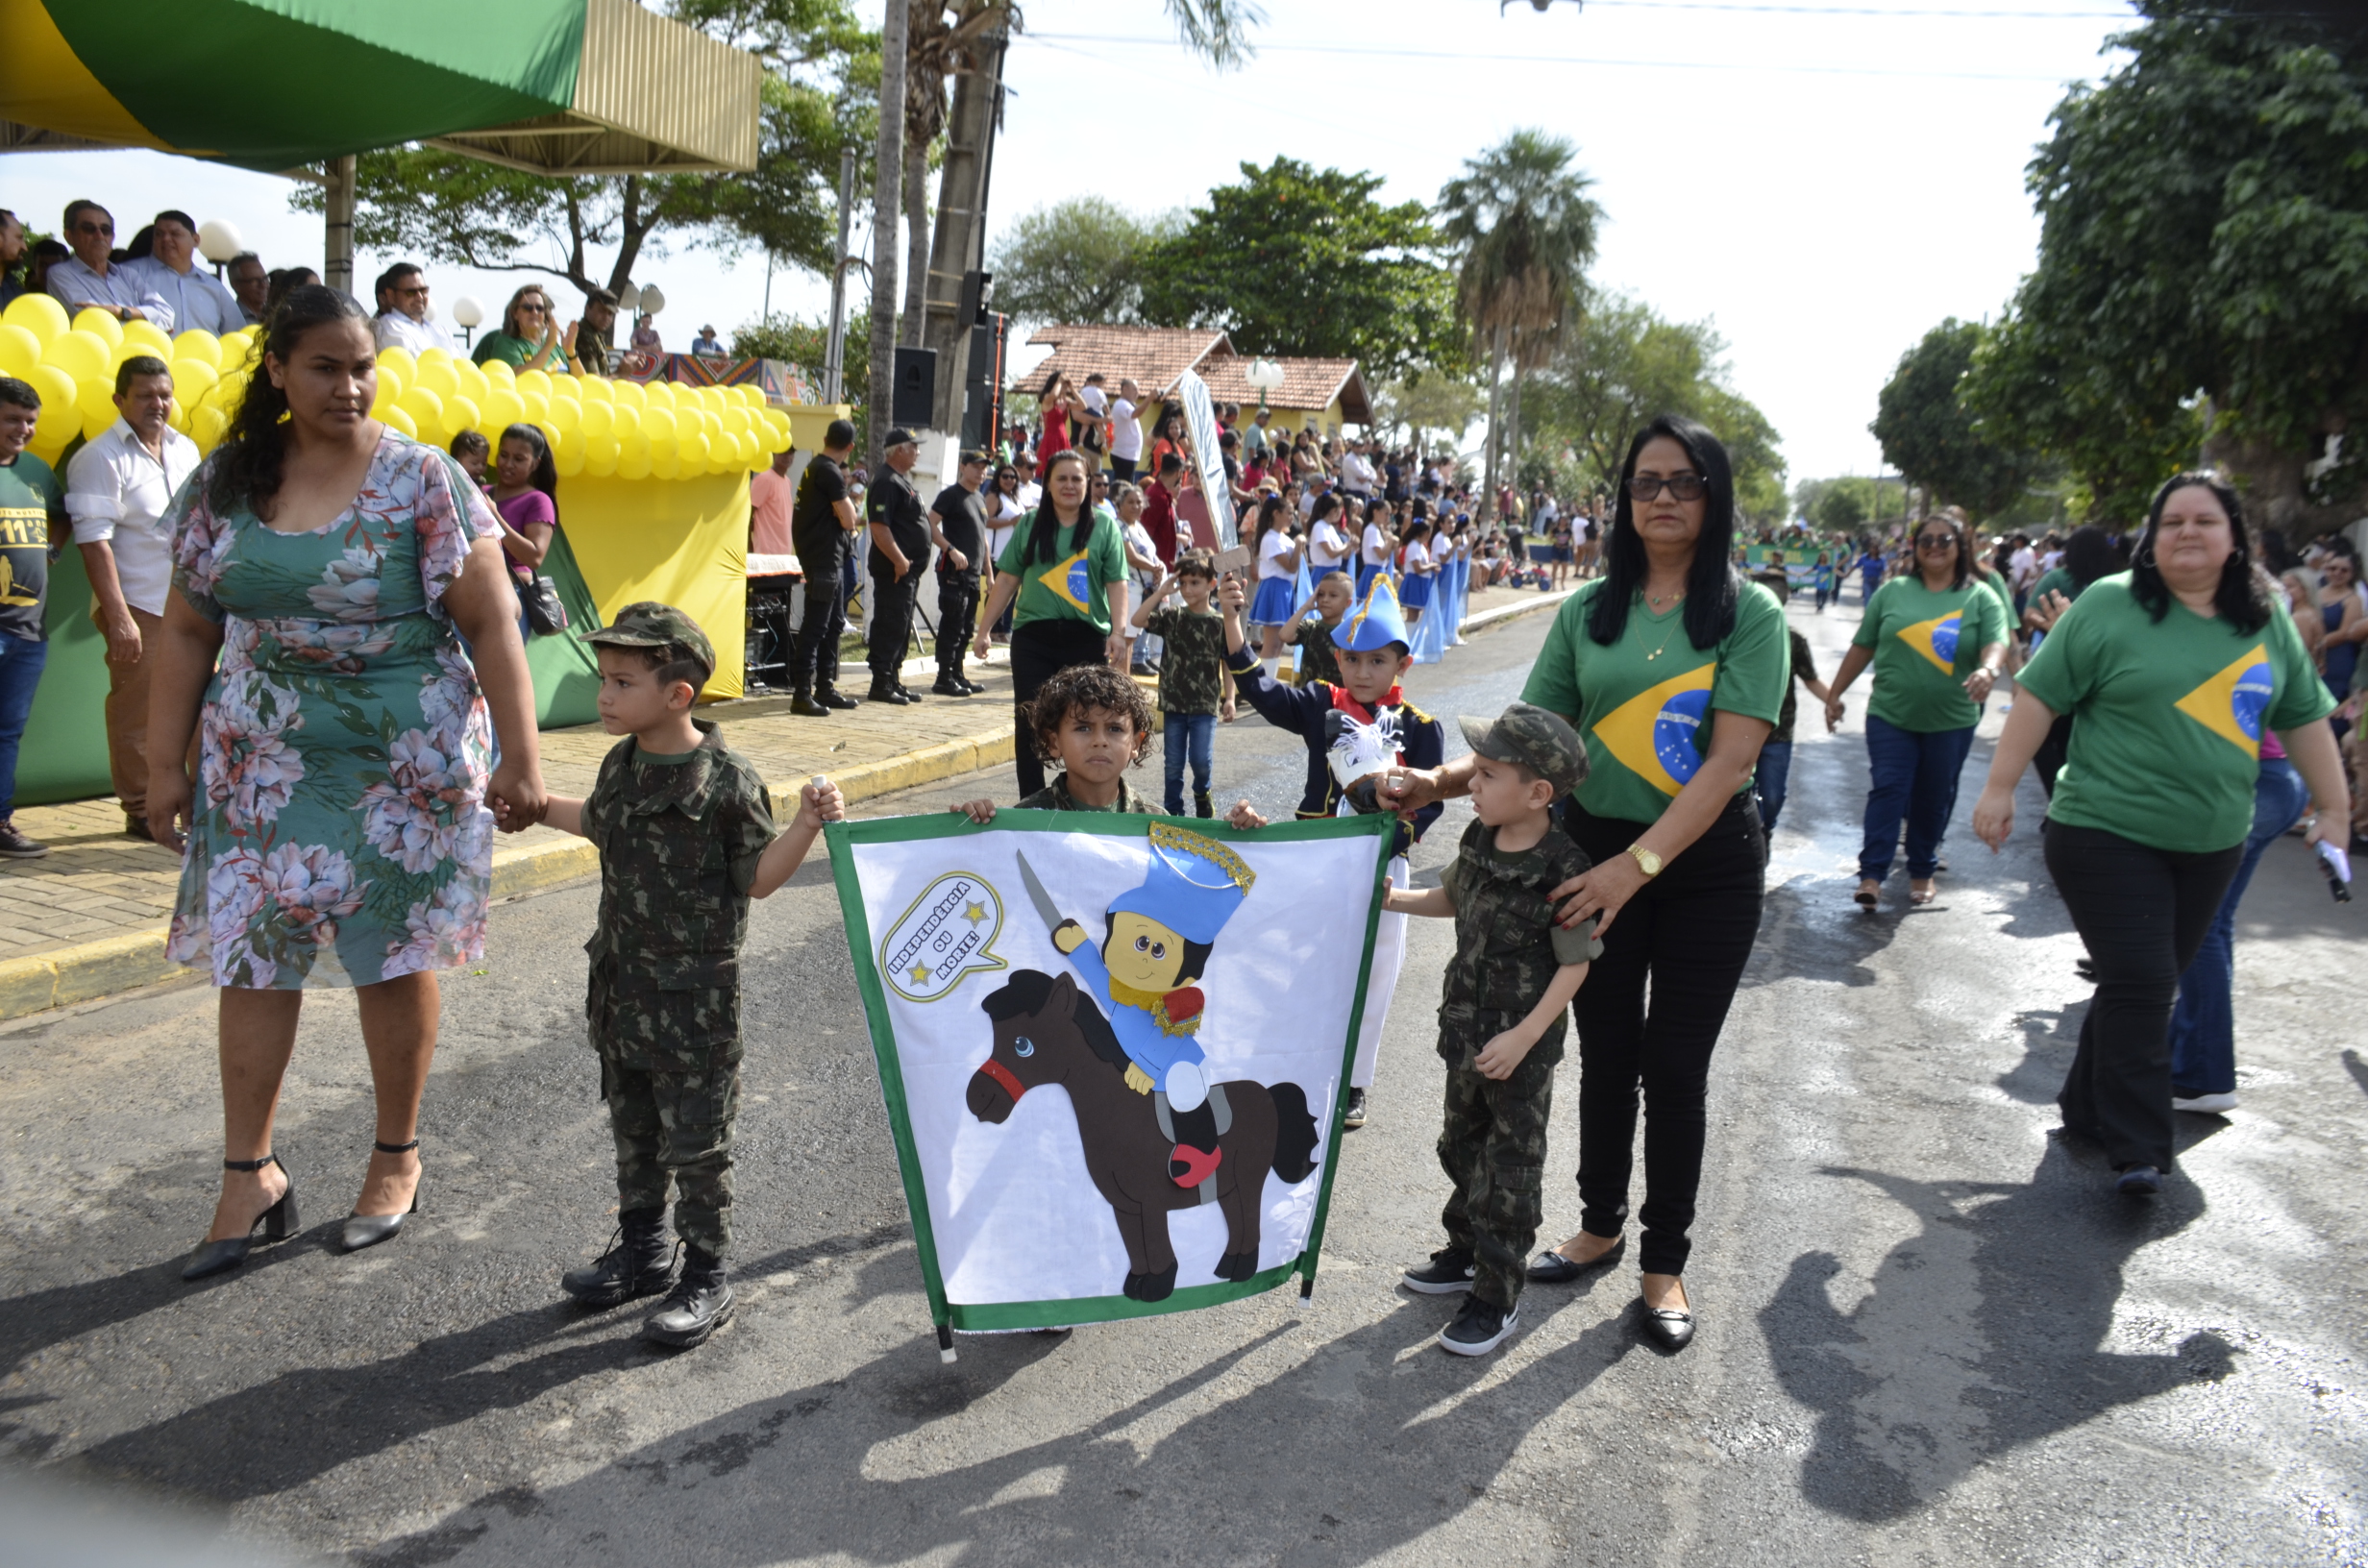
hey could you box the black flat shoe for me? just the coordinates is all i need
[182,1154,298,1282]
[1528,1236,1623,1284]
[341,1139,421,1253]
[1637,1297,1695,1353]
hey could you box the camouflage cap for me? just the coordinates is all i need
[584,601,715,684]
[1459,700,1588,796]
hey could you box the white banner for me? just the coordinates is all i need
[1174,368,1239,548]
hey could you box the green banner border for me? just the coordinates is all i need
[825,808,1394,1335]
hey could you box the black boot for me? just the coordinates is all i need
[561,1208,676,1307]
[815,686,860,710]
[866,679,911,706]
[789,686,830,718]
[643,1244,734,1348]
[1166,1102,1222,1188]
[1194,790,1215,820]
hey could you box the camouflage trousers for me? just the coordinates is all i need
[1436,1041,1557,1310]
[602,1056,740,1259]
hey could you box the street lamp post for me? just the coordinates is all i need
[1245,356,1284,415]
[196,219,242,281]
[451,295,483,350]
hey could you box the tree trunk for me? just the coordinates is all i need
[867,0,910,468]
[1505,368,1524,496]
[1480,333,1505,523]
[900,138,930,351]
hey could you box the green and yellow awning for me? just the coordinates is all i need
[0,0,757,173]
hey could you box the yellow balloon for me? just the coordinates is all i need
[767,421,793,454]
[479,354,513,380]
[578,400,613,440]
[170,358,220,404]
[515,368,552,399]
[548,374,582,403]
[454,360,491,406]
[441,395,481,440]
[166,396,189,434]
[416,346,454,366]
[376,343,416,375]
[29,363,79,429]
[651,446,680,480]
[41,329,111,383]
[575,375,611,404]
[375,360,407,406]
[123,319,174,357]
[174,331,223,368]
[0,325,39,380]
[480,388,526,433]
[610,404,642,441]
[519,390,550,427]
[381,404,418,440]
[640,406,677,445]
[81,400,116,440]
[2,292,69,346]
[585,440,619,478]
[412,357,459,400]
[618,445,653,482]
[543,396,580,436]
[678,431,709,470]
[72,307,125,350]
[555,442,585,478]
[607,378,645,409]
[398,385,445,430]
[217,333,258,375]
[534,420,563,456]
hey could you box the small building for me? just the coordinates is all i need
[1022,324,1374,447]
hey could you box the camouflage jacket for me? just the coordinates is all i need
[582,721,776,985]
[1143,606,1229,717]
[1290,619,1344,689]
[1436,818,1600,1064]
[1016,775,1159,814]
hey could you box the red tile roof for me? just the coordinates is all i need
[1022,324,1372,425]
[1196,352,1372,426]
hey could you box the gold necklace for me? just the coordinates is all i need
[1637,601,1687,662]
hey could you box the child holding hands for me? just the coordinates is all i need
[1132,548,1235,818]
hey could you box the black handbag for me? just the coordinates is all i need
[519,575,568,636]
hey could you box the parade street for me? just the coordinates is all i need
[1,602,2361,1568]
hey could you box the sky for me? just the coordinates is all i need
[1,0,2136,484]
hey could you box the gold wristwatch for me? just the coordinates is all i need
[1626,844,1664,878]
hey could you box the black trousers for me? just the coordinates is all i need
[867,562,920,684]
[1008,618,1108,797]
[2044,821,2242,1172]
[1567,795,1766,1276]
[2033,713,2076,798]
[1107,455,1137,482]
[788,541,845,693]
[937,569,980,681]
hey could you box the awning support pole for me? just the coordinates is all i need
[324,155,357,293]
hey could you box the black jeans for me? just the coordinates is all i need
[788,539,846,694]
[867,561,921,685]
[2044,821,2242,1172]
[1008,619,1108,797]
[937,569,980,682]
[1567,795,1766,1276]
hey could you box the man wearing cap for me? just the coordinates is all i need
[787,418,862,716]
[864,429,931,705]
[928,448,992,697]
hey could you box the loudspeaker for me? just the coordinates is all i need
[892,347,937,428]
[961,313,1006,449]
[957,270,994,329]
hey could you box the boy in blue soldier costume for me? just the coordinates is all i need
[1219,573,1442,1130]
[1037,822,1254,1188]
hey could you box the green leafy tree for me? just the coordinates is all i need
[1373,372,1486,455]
[1872,318,2036,517]
[986,197,1181,327]
[1968,1,2368,530]
[1135,159,1461,385]
[296,0,877,300]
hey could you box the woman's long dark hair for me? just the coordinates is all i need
[2131,471,2268,632]
[1587,413,1742,649]
[208,284,374,513]
[499,422,560,521]
[2062,524,2117,588]
[1022,449,1094,567]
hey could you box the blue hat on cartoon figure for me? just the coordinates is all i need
[1333,573,1411,653]
[1111,822,1257,944]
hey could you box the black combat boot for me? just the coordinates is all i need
[815,686,861,710]
[1194,790,1215,820]
[560,1208,675,1307]
[643,1245,734,1348]
[789,686,830,718]
[866,679,910,706]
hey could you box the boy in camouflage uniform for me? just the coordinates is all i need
[531,603,844,1348]
[1387,702,1600,1357]
[1130,548,1235,817]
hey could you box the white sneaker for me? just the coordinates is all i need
[2171,1090,2238,1115]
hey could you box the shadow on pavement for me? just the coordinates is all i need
[1746,879,1905,990]
[1760,1131,2232,1524]
[1994,1000,2085,1106]
[2343,1049,2368,1102]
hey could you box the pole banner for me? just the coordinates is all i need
[1173,368,1238,548]
[827,809,1393,1342]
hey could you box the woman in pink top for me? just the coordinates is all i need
[489,424,557,637]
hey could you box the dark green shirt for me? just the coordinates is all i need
[1015,774,1158,813]
[1144,604,1228,717]
[0,453,62,642]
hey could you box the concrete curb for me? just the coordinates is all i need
[0,723,1018,1025]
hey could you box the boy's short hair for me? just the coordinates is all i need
[1172,548,1218,580]
[448,429,490,459]
[1157,453,1184,474]
[0,376,38,413]
[1028,663,1153,765]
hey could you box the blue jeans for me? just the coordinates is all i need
[1163,712,1214,814]
[1755,739,1794,833]
[2166,758,2309,1096]
[0,633,48,821]
[1859,714,1976,881]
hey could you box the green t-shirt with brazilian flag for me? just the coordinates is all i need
[1852,575,2010,732]
[2016,574,2333,853]
[996,512,1129,637]
[0,453,62,642]
[1521,576,1788,824]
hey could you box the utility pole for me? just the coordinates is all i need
[824,146,858,404]
[866,0,910,468]
[920,21,1009,434]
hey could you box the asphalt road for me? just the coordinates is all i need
[3,596,2363,1567]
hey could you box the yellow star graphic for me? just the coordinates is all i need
[964,901,988,923]
[909,964,933,987]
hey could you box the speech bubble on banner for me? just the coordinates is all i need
[878,870,1009,1002]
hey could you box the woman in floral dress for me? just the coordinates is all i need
[149,286,548,1280]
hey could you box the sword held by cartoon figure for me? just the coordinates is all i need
[1015,851,1087,954]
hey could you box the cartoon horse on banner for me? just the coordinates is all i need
[967,969,1321,1303]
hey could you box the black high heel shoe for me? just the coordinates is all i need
[182,1154,299,1281]
[341,1139,422,1253]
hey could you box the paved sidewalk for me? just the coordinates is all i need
[0,577,1572,1019]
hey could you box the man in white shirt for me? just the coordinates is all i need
[1339,440,1377,499]
[1108,377,1146,481]
[123,210,244,335]
[371,262,458,356]
[64,355,200,839]
[1011,450,1043,511]
[47,201,172,329]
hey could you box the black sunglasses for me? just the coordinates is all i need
[1915,533,1957,549]
[1626,473,1707,502]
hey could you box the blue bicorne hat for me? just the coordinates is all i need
[1332,573,1411,653]
[1109,822,1256,945]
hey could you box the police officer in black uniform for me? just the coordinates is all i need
[865,427,930,706]
[787,417,862,716]
[928,448,991,697]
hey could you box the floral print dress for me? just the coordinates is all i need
[163,431,503,990]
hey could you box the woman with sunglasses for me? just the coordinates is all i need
[1820,514,2010,908]
[471,284,576,375]
[1382,414,1785,1353]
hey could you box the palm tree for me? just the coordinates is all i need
[1437,130,1602,523]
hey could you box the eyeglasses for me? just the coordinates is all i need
[1626,473,1707,502]
[1915,533,1956,550]
[517,301,548,315]
[73,220,115,236]
[398,284,430,298]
